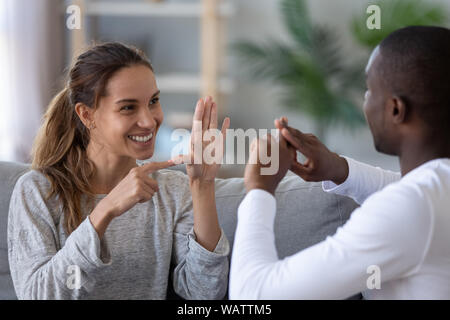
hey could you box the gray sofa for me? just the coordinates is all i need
[0,161,360,299]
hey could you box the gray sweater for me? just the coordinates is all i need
[7,168,230,300]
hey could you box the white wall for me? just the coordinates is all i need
[94,0,450,174]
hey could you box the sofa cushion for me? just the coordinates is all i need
[215,174,358,258]
[1,162,359,299]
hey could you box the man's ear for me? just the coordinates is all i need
[75,102,93,128]
[387,95,407,125]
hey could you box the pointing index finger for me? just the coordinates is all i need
[141,160,175,173]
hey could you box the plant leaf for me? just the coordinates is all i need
[351,0,448,50]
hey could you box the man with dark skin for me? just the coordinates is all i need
[229,26,450,299]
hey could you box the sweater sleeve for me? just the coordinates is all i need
[7,172,111,300]
[322,157,401,205]
[167,171,230,300]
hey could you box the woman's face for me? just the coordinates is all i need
[91,64,163,160]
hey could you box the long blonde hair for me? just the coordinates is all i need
[32,42,152,235]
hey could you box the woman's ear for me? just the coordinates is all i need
[75,103,94,129]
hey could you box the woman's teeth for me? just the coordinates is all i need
[128,133,153,142]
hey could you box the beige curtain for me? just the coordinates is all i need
[0,0,64,162]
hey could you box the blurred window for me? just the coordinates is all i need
[0,1,13,159]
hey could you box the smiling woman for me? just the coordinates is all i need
[75,64,164,172]
[7,42,230,300]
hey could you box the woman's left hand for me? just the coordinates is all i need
[182,96,230,183]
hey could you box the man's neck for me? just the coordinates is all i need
[398,141,450,176]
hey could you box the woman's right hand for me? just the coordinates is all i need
[100,160,175,217]
[89,160,175,238]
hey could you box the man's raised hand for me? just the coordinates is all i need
[275,117,349,185]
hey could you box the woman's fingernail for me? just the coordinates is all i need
[171,156,182,165]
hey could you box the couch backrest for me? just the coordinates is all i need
[0,162,359,300]
[215,175,358,257]
[0,161,29,299]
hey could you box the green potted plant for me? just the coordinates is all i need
[351,0,448,51]
[233,0,365,140]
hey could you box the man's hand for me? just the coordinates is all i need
[275,117,349,185]
[244,133,296,195]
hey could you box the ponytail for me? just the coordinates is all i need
[31,42,152,235]
[32,87,95,235]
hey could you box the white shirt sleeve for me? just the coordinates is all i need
[322,157,401,205]
[229,184,432,300]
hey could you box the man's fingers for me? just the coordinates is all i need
[286,125,304,137]
[279,133,290,150]
[303,158,311,167]
[274,119,283,130]
[281,127,313,156]
[290,161,312,179]
[274,117,289,130]
[141,160,175,173]
[281,128,309,154]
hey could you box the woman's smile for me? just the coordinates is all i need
[128,132,153,142]
[127,131,155,147]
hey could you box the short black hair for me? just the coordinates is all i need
[378,26,450,138]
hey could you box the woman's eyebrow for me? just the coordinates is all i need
[151,90,161,98]
[115,98,138,104]
[115,90,160,104]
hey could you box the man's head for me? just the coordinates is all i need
[363,26,450,155]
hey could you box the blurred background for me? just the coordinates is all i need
[0,0,449,177]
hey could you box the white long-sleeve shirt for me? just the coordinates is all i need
[229,157,450,299]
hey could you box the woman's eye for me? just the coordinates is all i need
[121,105,134,111]
[150,97,160,105]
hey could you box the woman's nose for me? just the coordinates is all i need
[137,107,157,128]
